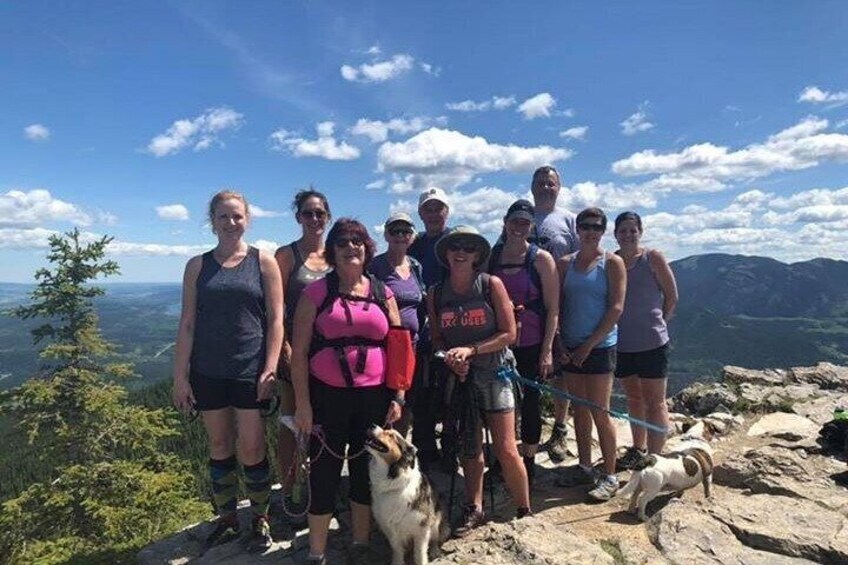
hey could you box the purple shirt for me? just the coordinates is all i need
[617,250,669,353]
[494,268,543,347]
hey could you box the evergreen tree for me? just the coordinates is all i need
[0,229,207,564]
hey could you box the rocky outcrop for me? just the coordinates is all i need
[139,363,848,565]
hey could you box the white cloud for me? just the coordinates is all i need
[106,240,210,256]
[798,86,848,106]
[0,189,91,227]
[269,121,361,161]
[146,107,243,157]
[562,181,660,210]
[445,95,516,112]
[419,62,440,76]
[24,124,50,142]
[0,227,210,256]
[366,179,386,190]
[350,116,445,143]
[340,54,414,83]
[620,103,654,136]
[366,45,381,55]
[559,126,589,141]
[155,204,190,221]
[376,127,572,191]
[0,227,58,249]
[612,117,848,191]
[250,239,279,253]
[250,205,284,218]
[517,92,556,120]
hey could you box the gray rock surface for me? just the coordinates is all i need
[746,412,820,441]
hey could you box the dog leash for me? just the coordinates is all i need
[496,366,669,434]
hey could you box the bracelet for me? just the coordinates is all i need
[392,396,406,407]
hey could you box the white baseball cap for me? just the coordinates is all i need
[417,186,450,210]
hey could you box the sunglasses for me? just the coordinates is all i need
[334,237,364,248]
[578,223,605,233]
[447,242,479,253]
[388,227,414,236]
[300,209,327,220]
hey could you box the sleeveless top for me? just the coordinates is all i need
[617,250,669,353]
[491,255,543,348]
[436,274,511,373]
[302,277,393,388]
[191,246,266,380]
[368,253,424,340]
[285,242,332,336]
[561,251,617,349]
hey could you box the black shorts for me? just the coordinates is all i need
[190,372,270,411]
[615,343,669,379]
[563,346,616,375]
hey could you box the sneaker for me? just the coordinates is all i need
[545,424,568,464]
[516,506,532,519]
[555,465,596,487]
[305,555,327,565]
[587,475,619,502]
[246,515,273,553]
[452,503,486,538]
[205,515,240,547]
[348,543,372,565]
[615,446,647,472]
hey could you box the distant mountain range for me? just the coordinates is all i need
[2,254,847,394]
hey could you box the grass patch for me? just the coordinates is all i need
[599,538,627,564]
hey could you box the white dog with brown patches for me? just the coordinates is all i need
[365,425,444,565]
[619,420,715,521]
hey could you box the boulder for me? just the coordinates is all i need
[790,362,848,391]
[669,383,739,416]
[746,413,820,442]
[723,366,788,387]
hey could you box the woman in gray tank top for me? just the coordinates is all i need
[428,226,531,537]
[273,188,332,519]
[172,191,283,550]
[614,211,679,464]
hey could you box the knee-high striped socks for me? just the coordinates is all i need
[243,457,271,518]
[209,455,239,519]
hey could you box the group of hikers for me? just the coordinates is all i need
[171,165,679,563]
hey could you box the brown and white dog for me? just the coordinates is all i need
[618,420,715,521]
[365,425,444,565]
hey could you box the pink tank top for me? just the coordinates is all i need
[302,278,392,388]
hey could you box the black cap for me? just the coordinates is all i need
[505,199,535,222]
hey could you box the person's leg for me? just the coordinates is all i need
[411,349,439,461]
[515,345,543,488]
[584,374,616,475]
[488,410,530,509]
[236,408,270,517]
[641,376,669,454]
[564,373,592,467]
[461,424,485,510]
[619,375,646,450]
[203,407,239,521]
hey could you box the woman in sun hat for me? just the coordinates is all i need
[428,225,531,537]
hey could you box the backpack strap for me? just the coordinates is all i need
[290,241,304,267]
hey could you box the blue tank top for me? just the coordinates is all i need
[190,246,267,380]
[560,252,617,349]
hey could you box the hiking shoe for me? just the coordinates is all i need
[246,515,273,553]
[616,446,647,472]
[587,475,619,502]
[205,516,240,547]
[452,503,486,538]
[555,465,596,487]
[545,424,568,463]
[305,555,327,565]
[516,506,532,519]
[348,543,372,565]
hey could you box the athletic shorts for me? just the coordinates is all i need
[615,343,669,379]
[472,368,516,413]
[190,372,270,411]
[563,346,616,375]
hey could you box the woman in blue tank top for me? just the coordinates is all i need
[614,211,678,468]
[556,207,626,502]
[273,189,333,520]
[172,190,283,550]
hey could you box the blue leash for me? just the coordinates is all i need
[497,365,669,434]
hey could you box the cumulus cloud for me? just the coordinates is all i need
[446,96,516,112]
[376,127,572,191]
[24,124,50,142]
[798,86,848,107]
[419,62,440,76]
[156,204,190,221]
[1,189,91,227]
[620,103,655,136]
[340,54,414,83]
[612,117,848,191]
[517,93,556,120]
[250,205,284,218]
[559,126,589,141]
[269,121,361,161]
[250,239,279,253]
[0,227,211,256]
[146,107,243,157]
[350,116,446,143]
[561,181,660,210]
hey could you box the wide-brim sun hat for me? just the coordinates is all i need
[435,225,491,267]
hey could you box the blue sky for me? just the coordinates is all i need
[2,1,848,282]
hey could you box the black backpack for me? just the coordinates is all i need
[310,270,390,387]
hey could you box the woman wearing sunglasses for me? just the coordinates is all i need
[291,219,403,565]
[274,189,333,521]
[613,211,678,468]
[555,207,626,502]
[368,212,425,436]
[429,226,530,537]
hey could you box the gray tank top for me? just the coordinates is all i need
[285,242,332,335]
[436,274,510,372]
[617,250,669,353]
[191,246,266,380]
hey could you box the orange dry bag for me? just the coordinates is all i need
[385,326,415,391]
